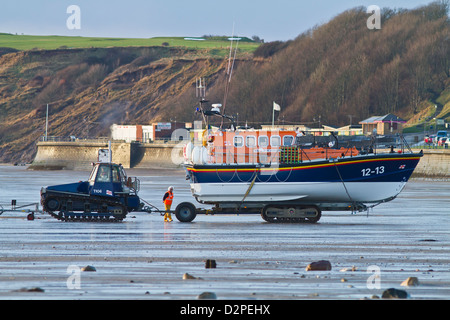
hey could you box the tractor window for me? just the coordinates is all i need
[120,167,127,183]
[96,165,111,182]
[112,166,121,183]
[89,165,99,182]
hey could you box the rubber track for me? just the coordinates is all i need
[41,192,128,222]
[260,206,322,224]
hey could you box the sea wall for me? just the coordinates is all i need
[413,149,450,178]
[29,141,133,170]
[29,140,186,170]
[133,142,186,169]
[29,141,449,178]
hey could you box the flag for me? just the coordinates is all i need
[273,101,281,111]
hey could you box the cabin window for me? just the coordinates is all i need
[89,165,99,183]
[246,136,256,147]
[283,135,294,146]
[96,165,111,182]
[270,135,281,147]
[112,166,121,183]
[258,135,269,147]
[234,136,244,147]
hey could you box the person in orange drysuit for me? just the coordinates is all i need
[163,186,174,222]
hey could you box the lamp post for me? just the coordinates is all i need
[45,104,49,141]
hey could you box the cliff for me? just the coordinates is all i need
[0,2,449,164]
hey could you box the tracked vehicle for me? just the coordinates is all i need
[41,162,140,222]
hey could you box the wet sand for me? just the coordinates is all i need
[0,167,449,300]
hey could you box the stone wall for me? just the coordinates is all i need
[29,141,132,170]
[132,142,186,169]
[413,149,450,178]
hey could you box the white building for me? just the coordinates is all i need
[110,124,154,143]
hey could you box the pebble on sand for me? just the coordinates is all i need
[382,288,409,299]
[306,260,332,271]
[15,287,45,293]
[183,273,202,280]
[401,277,419,287]
[197,292,217,299]
[81,265,96,272]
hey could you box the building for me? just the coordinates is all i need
[110,124,153,143]
[335,124,363,136]
[152,122,189,141]
[359,114,406,135]
[110,122,190,143]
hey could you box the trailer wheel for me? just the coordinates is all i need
[175,202,197,222]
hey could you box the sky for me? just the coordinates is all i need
[0,0,440,41]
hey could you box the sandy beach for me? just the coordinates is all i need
[0,166,449,301]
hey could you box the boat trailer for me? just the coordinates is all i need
[0,200,42,220]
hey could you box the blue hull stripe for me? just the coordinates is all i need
[186,154,422,184]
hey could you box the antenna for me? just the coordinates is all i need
[221,23,239,129]
[196,78,208,126]
[196,78,206,99]
[225,22,235,77]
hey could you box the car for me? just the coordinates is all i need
[425,134,436,144]
[438,136,448,146]
[434,130,448,144]
[437,130,448,137]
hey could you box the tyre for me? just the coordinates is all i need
[45,197,60,211]
[175,202,197,222]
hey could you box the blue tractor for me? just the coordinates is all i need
[41,162,141,221]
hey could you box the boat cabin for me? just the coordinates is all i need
[185,128,359,166]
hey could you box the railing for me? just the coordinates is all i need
[39,136,186,144]
[40,136,110,143]
[412,143,449,150]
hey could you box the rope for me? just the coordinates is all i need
[237,170,258,212]
[332,159,357,214]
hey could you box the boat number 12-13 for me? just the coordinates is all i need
[361,166,385,176]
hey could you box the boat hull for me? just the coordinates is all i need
[185,152,422,208]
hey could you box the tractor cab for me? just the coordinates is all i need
[88,163,139,197]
